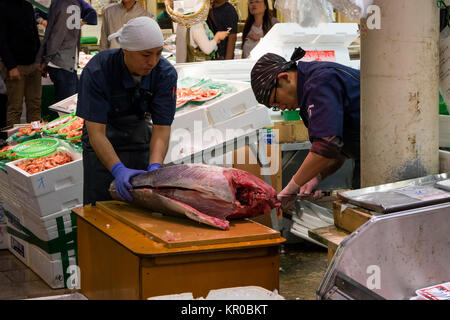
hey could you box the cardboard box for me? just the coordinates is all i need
[273,121,309,143]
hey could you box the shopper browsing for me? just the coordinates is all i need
[100,0,152,51]
[241,0,278,59]
[172,0,230,63]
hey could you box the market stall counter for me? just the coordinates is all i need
[72,201,285,300]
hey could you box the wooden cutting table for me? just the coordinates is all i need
[72,201,285,300]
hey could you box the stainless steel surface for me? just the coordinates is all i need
[318,202,450,300]
[338,173,450,213]
[289,200,335,249]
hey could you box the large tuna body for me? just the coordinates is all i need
[109,164,280,230]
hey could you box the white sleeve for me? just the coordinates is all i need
[190,23,217,55]
[175,25,187,63]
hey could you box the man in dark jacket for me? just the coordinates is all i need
[0,0,42,126]
[36,0,97,103]
[251,47,360,210]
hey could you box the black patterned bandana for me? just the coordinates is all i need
[251,47,306,107]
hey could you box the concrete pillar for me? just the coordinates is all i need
[360,0,440,187]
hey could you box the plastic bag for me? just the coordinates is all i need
[327,0,374,20]
[297,0,334,27]
[274,0,298,23]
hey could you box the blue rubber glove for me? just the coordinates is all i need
[147,163,162,172]
[110,162,146,202]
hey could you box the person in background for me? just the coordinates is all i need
[207,0,238,60]
[100,0,152,51]
[0,0,42,126]
[241,0,278,59]
[250,47,360,211]
[156,8,173,31]
[76,17,177,205]
[35,0,97,27]
[174,0,229,63]
[37,0,97,103]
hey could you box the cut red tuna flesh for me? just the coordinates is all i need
[109,164,280,230]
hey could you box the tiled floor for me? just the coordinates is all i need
[0,250,74,300]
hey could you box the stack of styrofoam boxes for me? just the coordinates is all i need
[439,115,450,173]
[5,147,82,288]
[164,79,272,164]
[0,203,7,250]
[250,22,360,68]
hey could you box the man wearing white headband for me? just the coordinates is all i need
[76,17,178,204]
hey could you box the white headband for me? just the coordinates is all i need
[108,17,164,51]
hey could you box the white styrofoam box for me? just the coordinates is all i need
[212,105,272,142]
[440,115,450,148]
[250,22,359,67]
[20,182,83,218]
[29,244,77,289]
[27,293,88,300]
[171,105,210,133]
[0,170,22,208]
[48,93,77,115]
[175,59,256,82]
[7,233,30,266]
[148,292,195,300]
[205,286,285,300]
[164,126,221,164]
[6,147,83,199]
[6,208,75,261]
[204,80,258,125]
[0,224,7,249]
[439,149,450,173]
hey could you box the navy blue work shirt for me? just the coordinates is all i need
[76,48,177,126]
[296,61,360,159]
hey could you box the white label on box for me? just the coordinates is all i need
[10,236,25,258]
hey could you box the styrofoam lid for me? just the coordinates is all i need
[250,22,359,62]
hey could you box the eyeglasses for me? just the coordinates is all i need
[270,78,279,110]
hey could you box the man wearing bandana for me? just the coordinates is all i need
[251,47,360,211]
[76,17,177,205]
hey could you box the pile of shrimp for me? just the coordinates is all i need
[14,151,73,175]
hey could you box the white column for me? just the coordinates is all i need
[360,0,440,187]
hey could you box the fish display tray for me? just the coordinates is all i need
[96,201,280,249]
[338,173,450,213]
[48,94,78,115]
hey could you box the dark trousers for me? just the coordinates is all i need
[48,66,78,103]
[0,94,6,129]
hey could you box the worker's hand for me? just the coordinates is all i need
[38,63,47,73]
[42,20,48,28]
[299,175,323,200]
[147,163,162,172]
[110,162,146,202]
[8,68,21,80]
[214,31,229,44]
[277,178,300,212]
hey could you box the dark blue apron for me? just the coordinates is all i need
[82,76,154,205]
